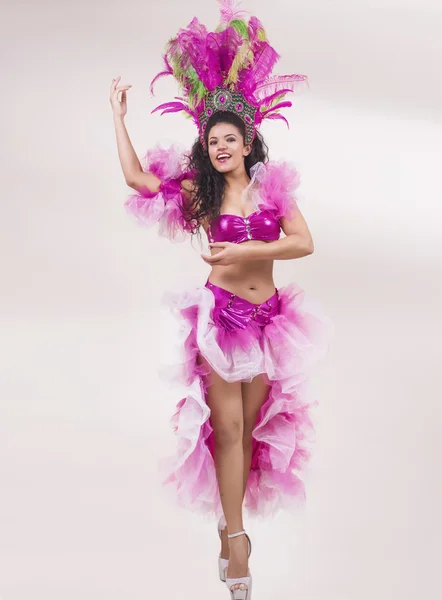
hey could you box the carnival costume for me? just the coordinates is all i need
[124,0,332,523]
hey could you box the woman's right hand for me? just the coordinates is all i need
[110,76,132,118]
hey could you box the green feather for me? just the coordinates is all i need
[230,19,249,40]
[186,68,208,109]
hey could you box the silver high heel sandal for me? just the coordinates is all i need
[218,516,252,583]
[224,529,253,600]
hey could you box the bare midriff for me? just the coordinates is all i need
[208,239,276,304]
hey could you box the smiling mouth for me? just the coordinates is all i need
[217,154,231,160]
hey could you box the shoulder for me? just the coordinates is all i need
[255,160,301,220]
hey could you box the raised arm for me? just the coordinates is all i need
[110,76,161,194]
[109,76,197,241]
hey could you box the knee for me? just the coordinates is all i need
[213,419,244,448]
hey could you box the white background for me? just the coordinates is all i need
[1,0,441,598]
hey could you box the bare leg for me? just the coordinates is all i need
[241,375,271,500]
[219,374,271,554]
[203,360,249,592]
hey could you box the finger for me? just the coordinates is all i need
[201,254,221,264]
[121,90,126,103]
[205,249,226,258]
[208,242,227,249]
[115,85,132,91]
[112,87,131,102]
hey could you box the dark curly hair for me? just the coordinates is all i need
[184,111,269,230]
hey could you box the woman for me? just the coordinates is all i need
[110,3,331,599]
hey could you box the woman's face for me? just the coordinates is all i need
[207,122,252,173]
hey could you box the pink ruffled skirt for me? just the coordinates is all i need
[159,279,332,519]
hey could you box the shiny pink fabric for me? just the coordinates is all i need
[208,209,280,244]
[205,280,279,330]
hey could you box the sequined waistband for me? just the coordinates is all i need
[205,280,280,330]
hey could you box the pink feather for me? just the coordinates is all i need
[207,26,242,76]
[151,101,196,118]
[264,113,290,128]
[253,74,308,102]
[240,42,280,95]
[247,16,265,45]
[257,89,295,107]
[217,0,248,23]
[149,56,173,95]
[261,100,293,117]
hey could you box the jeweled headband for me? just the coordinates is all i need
[150,0,308,149]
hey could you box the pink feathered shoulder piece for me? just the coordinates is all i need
[255,160,301,221]
[124,145,197,242]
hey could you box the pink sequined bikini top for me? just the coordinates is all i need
[208,209,280,245]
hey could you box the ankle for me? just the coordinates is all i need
[227,528,245,539]
[228,533,248,551]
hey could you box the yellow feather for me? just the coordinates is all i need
[225,40,252,85]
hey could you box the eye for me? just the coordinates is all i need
[227,137,235,143]
[209,140,217,145]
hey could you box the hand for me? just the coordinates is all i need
[201,242,248,266]
[109,76,132,118]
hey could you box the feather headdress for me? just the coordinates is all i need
[150,0,308,148]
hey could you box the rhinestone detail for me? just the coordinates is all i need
[251,306,260,320]
[199,87,258,148]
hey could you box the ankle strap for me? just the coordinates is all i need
[227,530,246,539]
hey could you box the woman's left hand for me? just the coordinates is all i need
[201,242,248,266]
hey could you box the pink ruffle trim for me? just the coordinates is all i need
[124,145,196,242]
[255,160,301,220]
[158,283,333,519]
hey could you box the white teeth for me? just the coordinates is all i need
[217,154,230,159]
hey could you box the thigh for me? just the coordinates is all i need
[241,375,271,435]
[199,355,243,438]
